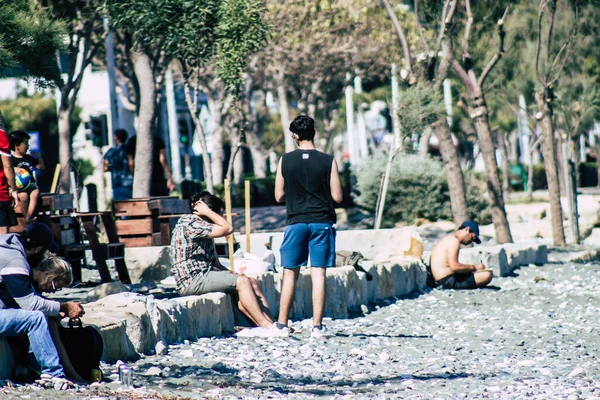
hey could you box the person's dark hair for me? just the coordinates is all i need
[289,115,315,141]
[114,129,128,144]
[9,130,30,151]
[189,191,225,214]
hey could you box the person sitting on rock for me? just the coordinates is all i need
[430,221,493,289]
[170,191,284,338]
[0,223,86,382]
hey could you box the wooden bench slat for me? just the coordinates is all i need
[115,219,153,235]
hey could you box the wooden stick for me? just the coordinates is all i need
[50,164,61,193]
[224,179,234,271]
[245,180,251,253]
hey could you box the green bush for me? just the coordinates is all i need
[353,154,490,228]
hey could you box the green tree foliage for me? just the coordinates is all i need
[105,0,268,93]
[396,83,445,143]
[0,0,65,87]
[354,154,490,227]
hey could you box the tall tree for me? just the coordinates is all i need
[106,0,268,194]
[105,0,170,197]
[532,0,578,246]
[44,0,105,193]
[446,1,513,243]
[380,0,470,226]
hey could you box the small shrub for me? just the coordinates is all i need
[353,154,490,228]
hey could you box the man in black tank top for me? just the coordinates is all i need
[274,115,343,338]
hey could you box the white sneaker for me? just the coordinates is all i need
[311,325,335,338]
[235,323,291,338]
[235,327,263,338]
[269,323,290,338]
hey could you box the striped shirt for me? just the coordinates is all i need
[169,214,216,293]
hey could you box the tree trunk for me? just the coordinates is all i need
[234,148,244,185]
[419,128,432,158]
[57,106,72,193]
[498,130,510,204]
[471,100,513,244]
[527,135,535,199]
[206,96,224,186]
[433,117,469,225]
[535,91,566,246]
[226,144,241,184]
[276,78,294,153]
[130,47,155,198]
[184,83,214,193]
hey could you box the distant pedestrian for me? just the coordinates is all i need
[103,129,133,200]
[274,115,343,338]
[0,125,19,233]
[429,221,493,289]
[125,134,175,197]
[9,130,44,223]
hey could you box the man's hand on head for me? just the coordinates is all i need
[193,200,213,217]
[60,301,85,319]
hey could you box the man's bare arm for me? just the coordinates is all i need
[330,159,342,204]
[447,238,484,272]
[274,158,285,203]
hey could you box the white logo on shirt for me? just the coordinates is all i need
[302,153,309,159]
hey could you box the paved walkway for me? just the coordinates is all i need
[3,252,598,399]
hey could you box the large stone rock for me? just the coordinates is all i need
[125,246,171,284]
[234,228,424,265]
[86,281,130,302]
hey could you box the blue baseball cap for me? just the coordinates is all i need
[24,222,60,254]
[460,221,481,244]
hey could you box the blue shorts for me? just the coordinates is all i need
[280,223,336,268]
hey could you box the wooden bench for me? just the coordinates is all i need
[113,197,189,247]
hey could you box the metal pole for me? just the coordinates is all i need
[104,18,119,146]
[443,79,453,128]
[345,73,356,163]
[224,179,235,271]
[245,180,251,253]
[165,68,182,184]
[391,64,401,149]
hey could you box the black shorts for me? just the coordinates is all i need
[435,272,477,290]
[0,201,17,228]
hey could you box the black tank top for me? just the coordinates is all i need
[282,149,336,225]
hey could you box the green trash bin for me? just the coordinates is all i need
[509,163,527,191]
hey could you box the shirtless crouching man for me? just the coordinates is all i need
[430,221,493,289]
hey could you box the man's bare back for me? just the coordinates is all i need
[429,222,493,289]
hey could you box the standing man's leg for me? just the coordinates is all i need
[308,223,336,337]
[277,223,309,328]
[0,309,65,378]
[310,267,327,327]
[278,267,300,327]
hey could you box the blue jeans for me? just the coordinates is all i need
[0,309,65,378]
